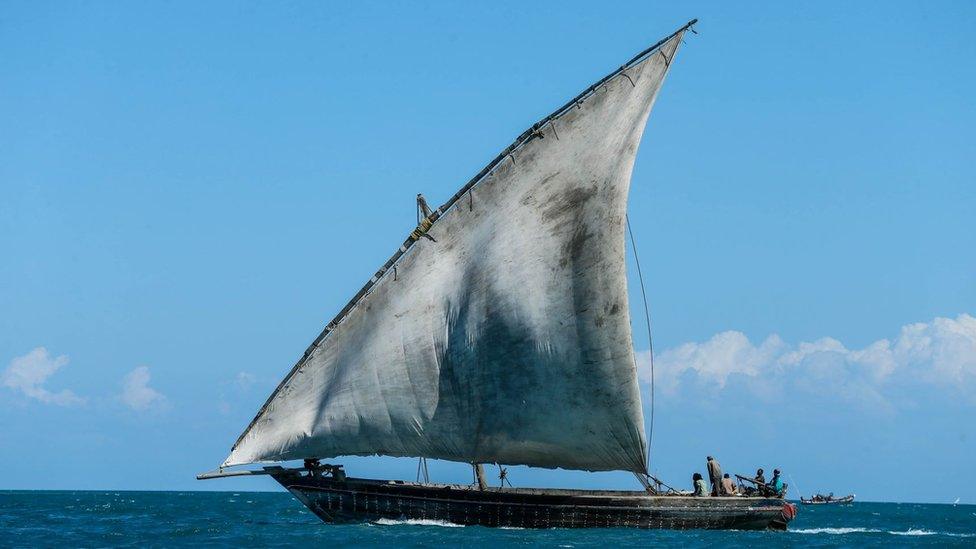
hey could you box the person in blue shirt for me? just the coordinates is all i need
[768,469,785,496]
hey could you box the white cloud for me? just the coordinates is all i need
[640,314,976,408]
[894,315,976,388]
[1,347,85,406]
[644,331,785,392]
[121,366,167,411]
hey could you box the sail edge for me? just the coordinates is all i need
[226,20,697,467]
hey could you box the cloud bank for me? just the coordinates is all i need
[1,347,85,406]
[639,314,976,411]
[120,366,167,411]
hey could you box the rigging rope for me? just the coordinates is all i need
[626,215,655,471]
[416,457,429,483]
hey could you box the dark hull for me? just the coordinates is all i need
[271,470,795,530]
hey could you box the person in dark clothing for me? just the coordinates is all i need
[304,458,322,477]
[692,473,708,497]
[737,468,767,495]
[706,456,723,496]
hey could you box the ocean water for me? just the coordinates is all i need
[1,491,973,547]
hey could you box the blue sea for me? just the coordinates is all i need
[1,491,973,547]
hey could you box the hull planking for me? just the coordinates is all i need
[271,469,795,530]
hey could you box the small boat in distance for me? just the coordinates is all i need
[198,19,797,531]
[801,494,855,505]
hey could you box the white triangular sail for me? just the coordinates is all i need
[226,26,689,474]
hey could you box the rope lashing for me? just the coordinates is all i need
[410,216,436,242]
[412,194,437,242]
[548,121,560,140]
[620,67,636,87]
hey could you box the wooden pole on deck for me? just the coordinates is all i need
[473,463,488,491]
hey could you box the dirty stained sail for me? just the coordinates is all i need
[226,32,686,474]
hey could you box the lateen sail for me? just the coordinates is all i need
[226,27,688,474]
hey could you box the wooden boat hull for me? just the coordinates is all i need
[271,470,796,530]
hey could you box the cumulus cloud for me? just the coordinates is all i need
[639,314,976,409]
[121,366,167,411]
[1,347,85,406]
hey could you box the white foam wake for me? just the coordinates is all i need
[793,527,880,535]
[374,518,465,528]
[793,527,974,538]
[889,529,936,536]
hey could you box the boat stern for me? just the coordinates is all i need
[768,502,798,530]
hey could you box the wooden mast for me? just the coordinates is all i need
[473,463,488,490]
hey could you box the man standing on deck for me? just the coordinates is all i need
[706,456,723,496]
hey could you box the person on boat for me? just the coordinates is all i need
[754,468,766,485]
[720,473,736,496]
[692,473,708,497]
[768,469,784,496]
[304,458,321,477]
[706,456,723,496]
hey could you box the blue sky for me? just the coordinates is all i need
[2,2,974,503]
